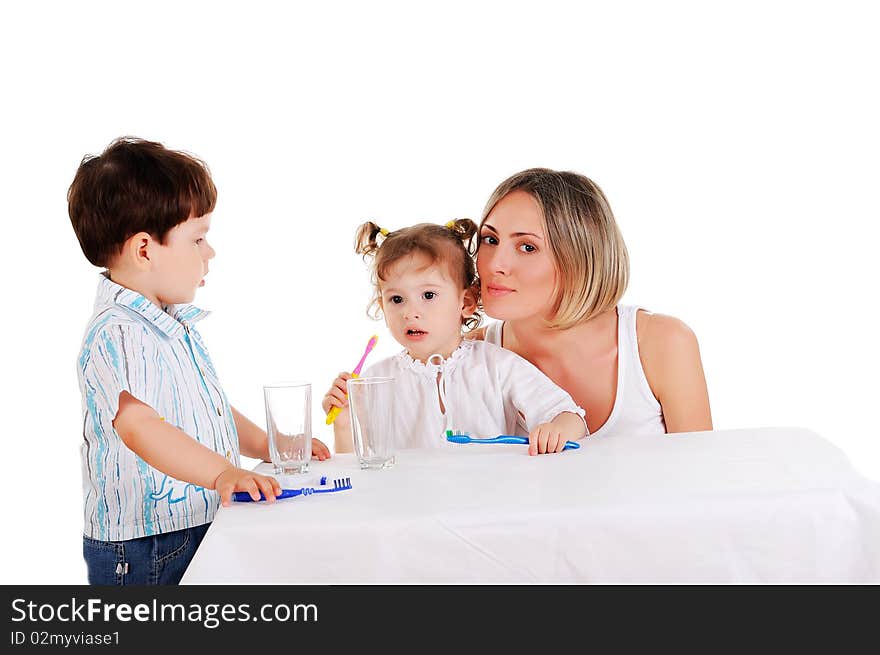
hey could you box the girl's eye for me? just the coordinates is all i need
[389,295,404,304]
[480,235,498,246]
[518,243,537,253]
[422,291,436,300]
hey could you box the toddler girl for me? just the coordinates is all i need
[322,219,587,455]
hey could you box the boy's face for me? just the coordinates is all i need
[150,213,215,306]
[379,252,476,363]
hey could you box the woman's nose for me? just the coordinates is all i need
[480,247,508,275]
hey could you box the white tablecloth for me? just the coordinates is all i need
[182,427,880,583]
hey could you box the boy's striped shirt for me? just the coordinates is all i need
[78,273,240,541]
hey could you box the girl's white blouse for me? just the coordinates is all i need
[361,339,586,449]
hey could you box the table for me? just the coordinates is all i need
[182,427,880,583]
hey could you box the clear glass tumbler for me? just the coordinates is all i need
[264,381,312,475]
[347,376,396,470]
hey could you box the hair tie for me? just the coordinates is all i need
[444,220,456,229]
[379,227,389,236]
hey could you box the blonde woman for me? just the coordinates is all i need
[471,168,712,450]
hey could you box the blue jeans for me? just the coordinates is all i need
[83,523,211,585]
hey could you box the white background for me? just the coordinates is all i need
[1,1,877,584]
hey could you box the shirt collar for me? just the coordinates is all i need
[393,338,474,378]
[96,272,210,338]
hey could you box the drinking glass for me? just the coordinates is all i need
[264,381,312,475]
[347,376,396,469]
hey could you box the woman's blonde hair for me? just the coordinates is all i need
[354,219,482,331]
[480,168,629,329]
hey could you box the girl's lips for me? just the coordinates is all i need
[405,331,428,341]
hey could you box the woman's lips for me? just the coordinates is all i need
[486,285,514,297]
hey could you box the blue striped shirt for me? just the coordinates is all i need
[77,273,240,541]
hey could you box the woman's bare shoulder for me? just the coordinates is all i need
[636,310,699,352]
[635,309,712,431]
[636,309,704,399]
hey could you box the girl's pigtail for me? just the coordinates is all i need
[445,218,482,331]
[447,218,479,255]
[354,221,387,258]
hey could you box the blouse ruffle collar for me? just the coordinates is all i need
[392,338,475,378]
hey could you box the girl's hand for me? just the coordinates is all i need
[527,422,568,456]
[322,371,353,426]
[312,438,331,461]
[214,467,282,506]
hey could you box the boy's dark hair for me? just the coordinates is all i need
[68,137,217,267]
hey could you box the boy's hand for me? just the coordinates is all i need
[528,422,568,456]
[321,372,353,427]
[214,467,282,507]
[312,438,331,460]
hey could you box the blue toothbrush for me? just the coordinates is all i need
[233,476,352,502]
[446,430,580,451]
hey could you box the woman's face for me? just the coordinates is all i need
[477,190,558,322]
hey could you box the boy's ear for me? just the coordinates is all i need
[127,232,153,269]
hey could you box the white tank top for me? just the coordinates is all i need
[483,305,666,438]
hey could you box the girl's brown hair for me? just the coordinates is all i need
[355,219,482,330]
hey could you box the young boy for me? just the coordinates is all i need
[69,137,329,585]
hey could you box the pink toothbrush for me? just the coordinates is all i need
[325,334,379,425]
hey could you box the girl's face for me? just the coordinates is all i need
[379,252,476,362]
[477,191,558,322]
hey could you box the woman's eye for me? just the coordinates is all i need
[518,243,536,253]
[389,295,404,304]
[480,235,498,246]
[195,238,204,245]
[422,291,436,300]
